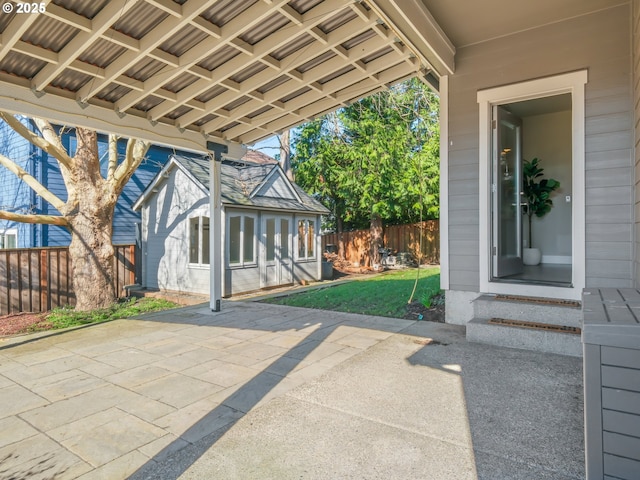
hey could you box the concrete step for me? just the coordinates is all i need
[466,317,582,357]
[473,294,582,328]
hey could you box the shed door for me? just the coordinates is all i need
[261,215,292,288]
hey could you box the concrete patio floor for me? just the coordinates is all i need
[0,301,584,479]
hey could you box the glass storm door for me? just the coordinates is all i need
[492,106,524,278]
[262,215,292,288]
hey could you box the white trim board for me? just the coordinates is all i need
[477,70,587,301]
[439,75,449,290]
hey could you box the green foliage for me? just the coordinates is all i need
[291,78,440,231]
[31,297,179,331]
[264,267,440,318]
[420,287,443,308]
[522,157,561,246]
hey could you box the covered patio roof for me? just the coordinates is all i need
[0,0,452,152]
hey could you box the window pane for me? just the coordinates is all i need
[280,219,289,259]
[307,220,314,257]
[298,220,305,258]
[201,217,210,265]
[229,216,241,264]
[266,218,275,261]
[6,234,16,249]
[189,218,199,263]
[243,217,255,263]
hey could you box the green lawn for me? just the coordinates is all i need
[264,267,441,318]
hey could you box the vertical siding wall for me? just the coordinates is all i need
[634,0,640,288]
[447,5,633,292]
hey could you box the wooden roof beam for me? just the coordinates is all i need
[216,52,417,140]
[115,0,290,112]
[149,0,351,122]
[76,0,217,102]
[239,62,418,144]
[0,0,52,59]
[33,0,139,91]
[172,4,377,127]
[199,33,394,133]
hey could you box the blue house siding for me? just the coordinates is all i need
[0,117,40,248]
[0,120,172,247]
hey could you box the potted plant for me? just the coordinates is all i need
[522,157,560,265]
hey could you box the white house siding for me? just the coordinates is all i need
[143,167,210,294]
[446,5,633,303]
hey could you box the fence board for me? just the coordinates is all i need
[322,221,439,266]
[0,244,139,315]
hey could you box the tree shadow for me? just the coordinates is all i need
[127,304,403,479]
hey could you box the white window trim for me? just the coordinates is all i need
[296,216,316,261]
[188,215,210,268]
[226,212,257,268]
[477,70,587,300]
[0,228,18,249]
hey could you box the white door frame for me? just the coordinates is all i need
[261,214,292,288]
[477,70,587,300]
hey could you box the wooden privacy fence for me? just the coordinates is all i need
[322,220,439,266]
[0,244,138,315]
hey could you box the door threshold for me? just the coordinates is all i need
[491,277,573,288]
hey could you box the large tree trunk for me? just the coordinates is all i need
[336,215,345,260]
[369,213,383,267]
[65,128,119,311]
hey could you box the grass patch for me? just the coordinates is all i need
[264,267,441,318]
[29,297,179,332]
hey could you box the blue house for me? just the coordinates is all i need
[0,117,174,248]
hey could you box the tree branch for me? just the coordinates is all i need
[0,210,68,226]
[107,134,118,182]
[111,138,150,194]
[0,112,73,170]
[0,153,66,212]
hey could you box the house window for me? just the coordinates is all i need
[228,213,256,266]
[297,218,315,260]
[189,216,210,265]
[0,229,17,249]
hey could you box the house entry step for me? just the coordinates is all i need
[473,294,582,328]
[466,317,583,357]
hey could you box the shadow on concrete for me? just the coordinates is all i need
[406,340,584,480]
[128,301,412,479]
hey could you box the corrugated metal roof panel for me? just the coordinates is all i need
[230,63,268,84]
[239,11,289,45]
[195,85,227,103]
[54,0,110,19]
[78,38,127,68]
[201,0,259,27]
[113,1,168,39]
[124,57,165,82]
[0,51,45,79]
[270,33,315,61]
[21,15,77,52]
[197,44,240,71]
[51,70,92,92]
[159,25,207,57]
[163,73,199,94]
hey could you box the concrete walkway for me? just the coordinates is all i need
[0,301,584,479]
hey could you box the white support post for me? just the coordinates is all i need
[210,157,222,311]
[208,142,228,312]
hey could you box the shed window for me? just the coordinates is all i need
[228,213,256,266]
[297,218,315,260]
[189,216,210,265]
[0,229,17,249]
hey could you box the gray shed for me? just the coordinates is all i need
[133,153,329,297]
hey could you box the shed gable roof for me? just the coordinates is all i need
[135,152,329,215]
